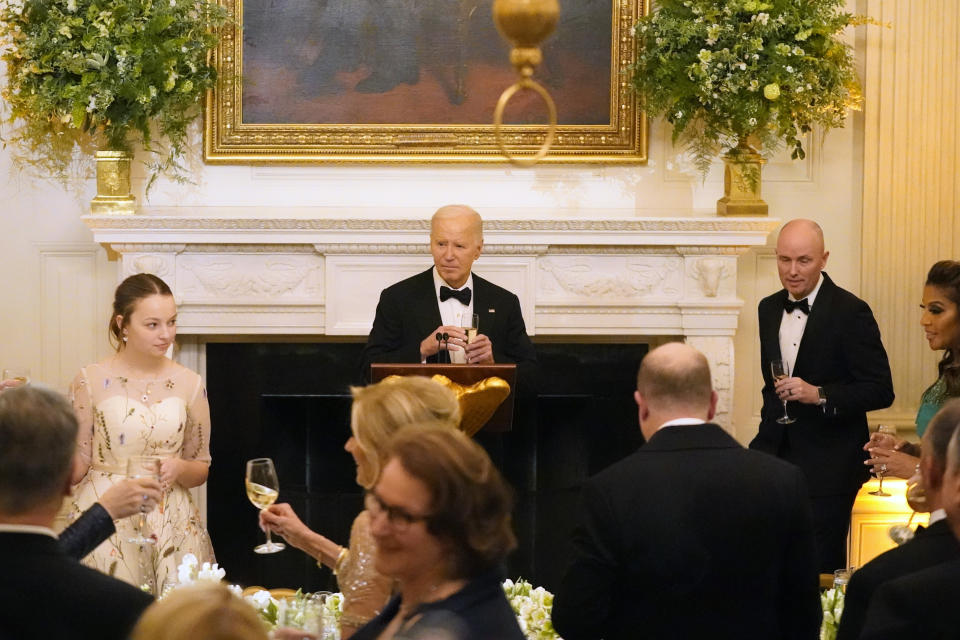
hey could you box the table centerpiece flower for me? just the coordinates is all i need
[0,0,230,210]
[629,0,875,215]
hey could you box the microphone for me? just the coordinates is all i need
[441,333,450,363]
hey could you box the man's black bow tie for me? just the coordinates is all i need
[784,298,810,314]
[440,286,472,306]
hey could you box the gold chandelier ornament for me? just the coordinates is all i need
[492,0,559,167]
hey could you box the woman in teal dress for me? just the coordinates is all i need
[866,260,960,477]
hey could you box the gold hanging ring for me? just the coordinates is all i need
[493,77,557,168]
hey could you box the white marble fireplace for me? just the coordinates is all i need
[82,208,778,429]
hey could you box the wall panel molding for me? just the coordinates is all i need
[861,0,960,428]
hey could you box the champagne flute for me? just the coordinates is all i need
[770,359,796,424]
[126,455,161,545]
[246,457,285,554]
[869,424,897,496]
[462,313,479,346]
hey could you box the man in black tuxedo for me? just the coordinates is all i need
[360,204,536,378]
[0,385,153,639]
[859,421,960,639]
[751,219,894,572]
[837,399,960,640]
[552,342,821,640]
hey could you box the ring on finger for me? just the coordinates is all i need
[880,463,888,473]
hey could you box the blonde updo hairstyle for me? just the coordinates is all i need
[131,583,269,640]
[350,376,461,488]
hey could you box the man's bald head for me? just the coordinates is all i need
[776,219,829,300]
[636,342,715,435]
[778,219,825,254]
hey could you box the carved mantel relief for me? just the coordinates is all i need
[86,211,779,430]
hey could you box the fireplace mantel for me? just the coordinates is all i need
[83,208,779,427]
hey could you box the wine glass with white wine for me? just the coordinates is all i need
[869,424,898,496]
[770,359,796,424]
[245,457,285,554]
[126,455,161,545]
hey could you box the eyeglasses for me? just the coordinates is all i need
[364,490,432,530]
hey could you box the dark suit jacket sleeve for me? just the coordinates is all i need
[360,285,425,377]
[552,480,620,640]
[59,502,115,560]
[778,468,823,639]
[821,297,894,416]
[491,290,537,366]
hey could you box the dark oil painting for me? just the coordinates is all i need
[241,0,614,126]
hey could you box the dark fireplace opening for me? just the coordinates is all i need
[206,340,647,593]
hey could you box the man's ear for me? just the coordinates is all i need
[706,390,718,422]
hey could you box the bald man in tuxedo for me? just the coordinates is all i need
[751,219,894,572]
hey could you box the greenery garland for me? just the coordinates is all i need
[0,0,230,192]
[629,0,877,176]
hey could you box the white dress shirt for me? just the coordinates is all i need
[433,267,474,364]
[779,273,825,375]
[656,417,706,432]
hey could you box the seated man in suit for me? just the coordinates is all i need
[0,385,153,639]
[837,399,960,639]
[360,204,536,377]
[859,416,960,639]
[552,342,821,640]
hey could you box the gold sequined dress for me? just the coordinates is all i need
[338,510,395,633]
[55,362,215,593]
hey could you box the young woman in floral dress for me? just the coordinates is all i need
[56,273,214,593]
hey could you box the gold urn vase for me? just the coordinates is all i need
[90,150,136,215]
[716,139,768,216]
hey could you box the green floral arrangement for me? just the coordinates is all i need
[630,0,875,175]
[0,0,230,190]
[820,587,844,640]
[503,578,563,640]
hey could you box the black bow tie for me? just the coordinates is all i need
[784,298,810,314]
[440,286,471,306]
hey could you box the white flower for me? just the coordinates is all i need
[197,562,226,582]
[737,62,747,70]
[754,12,770,25]
[249,590,273,610]
[86,95,96,112]
[181,553,199,567]
[228,584,243,597]
[675,110,683,119]
[786,65,794,73]
[66,0,76,12]
[749,117,757,126]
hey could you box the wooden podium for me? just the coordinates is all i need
[369,363,517,433]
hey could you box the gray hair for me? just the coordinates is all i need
[0,385,78,514]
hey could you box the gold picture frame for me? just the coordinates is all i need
[204,0,647,164]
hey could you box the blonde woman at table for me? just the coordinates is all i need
[867,260,960,478]
[132,583,268,640]
[260,376,461,638]
[56,273,214,592]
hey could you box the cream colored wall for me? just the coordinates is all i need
[0,2,901,447]
[861,0,960,432]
